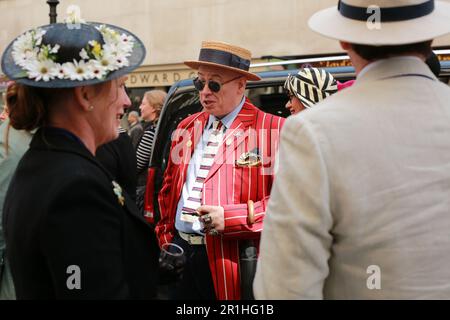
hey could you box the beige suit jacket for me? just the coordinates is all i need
[254,57,450,299]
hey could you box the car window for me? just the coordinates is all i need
[246,85,290,118]
[154,89,202,173]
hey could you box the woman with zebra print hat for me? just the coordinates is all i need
[284,67,338,115]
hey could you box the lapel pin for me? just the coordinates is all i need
[112,181,125,207]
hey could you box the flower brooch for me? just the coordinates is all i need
[112,181,125,207]
[236,148,262,168]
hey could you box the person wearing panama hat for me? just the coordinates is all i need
[1,12,160,299]
[156,41,285,300]
[255,0,450,299]
[284,67,338,115]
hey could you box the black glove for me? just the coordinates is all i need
[158,244,186,285]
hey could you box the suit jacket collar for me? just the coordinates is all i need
[205,99,258,181]
[206,96,245,130]
[224,98,257,137]
[194,98,257,141]
[31,127,97,166]
[183,98,257,155]
[356,56,436,85]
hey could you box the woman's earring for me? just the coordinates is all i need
[88,105,95,111]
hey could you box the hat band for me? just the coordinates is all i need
[198,48,251,71]
[338,0,434,22]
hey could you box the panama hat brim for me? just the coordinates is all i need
[308,1,450,46]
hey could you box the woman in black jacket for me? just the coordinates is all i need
[1,17,159,299]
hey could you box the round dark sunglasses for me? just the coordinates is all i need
[193,76,242,93]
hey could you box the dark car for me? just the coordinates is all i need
[142,59,450,224]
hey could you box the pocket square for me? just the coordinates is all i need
[236,149,262,167]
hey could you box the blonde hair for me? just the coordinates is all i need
[143,90,167,121]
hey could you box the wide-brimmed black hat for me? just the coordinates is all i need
[1,21,146,88]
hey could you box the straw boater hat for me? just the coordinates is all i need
[184,41,261,81]
[1,10,145,88]
[308,0,450,45]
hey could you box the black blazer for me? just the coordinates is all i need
[96,131,138,202]
[2,128,159,299]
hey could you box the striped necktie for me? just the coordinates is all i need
[182,120,224,215]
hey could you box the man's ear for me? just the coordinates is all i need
[74,86,93,112]
[237,77,247,94]
[340,41,352,51]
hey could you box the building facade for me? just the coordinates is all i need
[1,0,450,92]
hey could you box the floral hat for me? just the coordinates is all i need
[1,11,145,88]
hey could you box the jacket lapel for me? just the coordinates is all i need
[205,100,258,182]
[179,112,209,181]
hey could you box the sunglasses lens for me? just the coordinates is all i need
[209,81,221,93]
[193,78,205,91]
[194,78,222,93]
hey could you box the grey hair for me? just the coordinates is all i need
[128,111,140,119]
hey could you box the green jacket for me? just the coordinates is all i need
[0,120,31,300]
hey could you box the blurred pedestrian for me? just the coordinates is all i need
[135,90,166,218]
[0,83,32,300]
[127,111,143,149]
[136,90,166,184]
[0,93,8,123]
[0,110,6,123]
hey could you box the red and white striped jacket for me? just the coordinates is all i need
[156,99,285,300]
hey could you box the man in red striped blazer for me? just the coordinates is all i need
[156,41,285,300]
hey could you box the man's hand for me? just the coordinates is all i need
[158,243,186,284]
[197,205,225,233]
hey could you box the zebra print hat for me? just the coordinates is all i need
[284,68,338,109]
